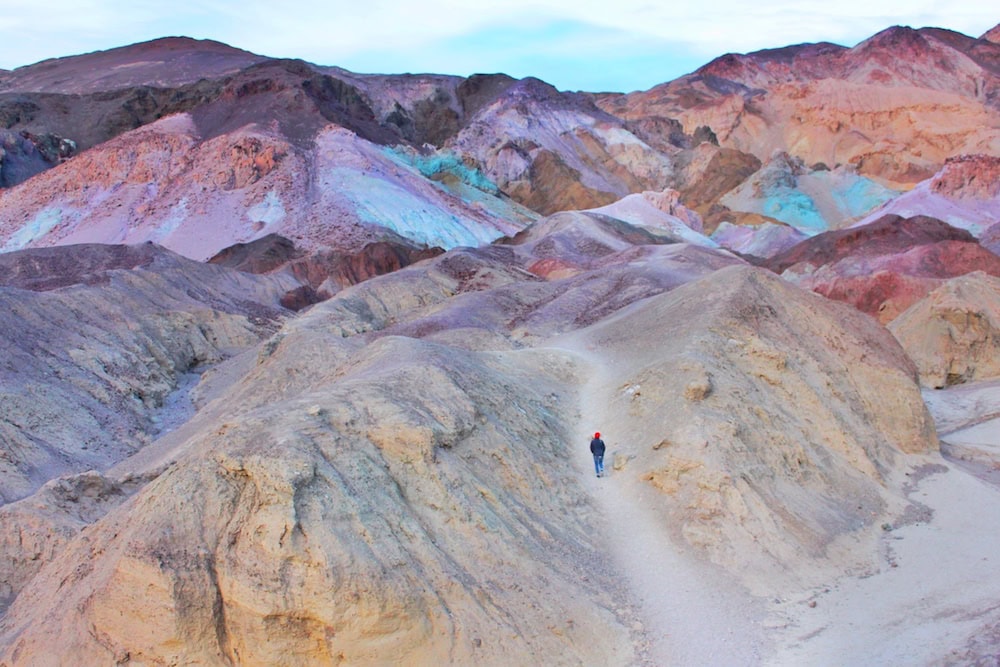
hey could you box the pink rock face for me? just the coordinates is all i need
[710,221,807,259]
[768,214,976,273]
[0,117,531,261]
[930,155,1000,199]
[769,214,1000,322]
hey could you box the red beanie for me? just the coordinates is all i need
[594,432,600,438]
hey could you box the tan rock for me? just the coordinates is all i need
[0,334,637,666]
[0,215,942,663]
[889,271,1000,387]
[565,264,937,592]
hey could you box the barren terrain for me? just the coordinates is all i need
[2,21,1000,666]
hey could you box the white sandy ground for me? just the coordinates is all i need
[564,342,1000,666]
[766,463,1000,665]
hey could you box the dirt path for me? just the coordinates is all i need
[558,343,768,665]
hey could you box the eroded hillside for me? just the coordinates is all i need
[2,21,1000,667]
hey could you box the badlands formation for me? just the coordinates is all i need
[0,21,1000,667]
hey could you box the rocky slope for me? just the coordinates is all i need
[0,211,946,663]
[599,26,1000,191]
[0,243,298,506]
[558,264,936,592]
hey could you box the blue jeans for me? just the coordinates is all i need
[593,454,604,475]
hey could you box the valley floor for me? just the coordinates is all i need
[767,454,1000,665]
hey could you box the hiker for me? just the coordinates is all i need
[590,432,606,477]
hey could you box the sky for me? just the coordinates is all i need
[0,1,996,92]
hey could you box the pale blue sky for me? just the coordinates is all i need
[0,1,996,92]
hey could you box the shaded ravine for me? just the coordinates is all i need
[557,344,769,665]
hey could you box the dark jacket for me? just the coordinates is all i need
[590,437,605,456]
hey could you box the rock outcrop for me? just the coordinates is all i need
[889,271,1000,387]
[930,154,1000,200]
[854,155,1000,241]
[981,23,1000,45]
[0,131,75,187]
[207,233,444,305]
[710,220,807,259]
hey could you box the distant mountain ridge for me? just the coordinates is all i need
[0,23,998,267]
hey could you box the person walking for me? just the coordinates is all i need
[590,432,606,478]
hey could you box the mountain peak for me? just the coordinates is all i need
[854,24,929,53]
[983,23,1000,44]
[1,36,267,94]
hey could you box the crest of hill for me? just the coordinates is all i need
[765,214,1000,321]
[207,233,444,308]
[0,48,407,160]
[0,37,267,95]
[695,41,848,87]
[766,214,977,274]
[692,25,1000,93]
